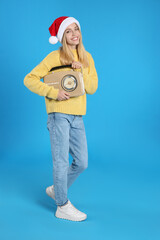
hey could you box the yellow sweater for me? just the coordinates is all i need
[24,48,98,115]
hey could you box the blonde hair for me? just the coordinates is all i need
[59,26,89,68]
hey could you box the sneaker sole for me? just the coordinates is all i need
[55,210,87,222]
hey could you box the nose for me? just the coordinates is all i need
[71,29,77,35]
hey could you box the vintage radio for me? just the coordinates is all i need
[43,65,85,97]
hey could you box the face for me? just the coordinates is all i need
[64,23,81,49]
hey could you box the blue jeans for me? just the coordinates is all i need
[47,112,88,206]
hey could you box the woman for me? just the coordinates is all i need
[24,16,98,221]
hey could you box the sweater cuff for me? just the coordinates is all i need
[47,87,59,100]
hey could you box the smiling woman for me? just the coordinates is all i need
[23,16,98,222]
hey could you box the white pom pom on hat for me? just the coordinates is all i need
[48,16,81,44]
[49,36,58,44]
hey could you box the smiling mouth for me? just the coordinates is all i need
[71,37,79,41]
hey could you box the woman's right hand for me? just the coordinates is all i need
[56,89,70,101]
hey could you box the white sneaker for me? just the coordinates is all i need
[46,185,55,200]
[55,200,87,221]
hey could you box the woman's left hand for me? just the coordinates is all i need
[71,61,82,69]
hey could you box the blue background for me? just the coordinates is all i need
[0,0,160,239]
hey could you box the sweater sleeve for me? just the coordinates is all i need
[23,53,59,100]
[83,53,98,95]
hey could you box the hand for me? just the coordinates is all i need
[56,89,70,101]
[71,61,82,69]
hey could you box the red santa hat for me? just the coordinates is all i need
[48,16,81,44]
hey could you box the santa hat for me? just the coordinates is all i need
[49,16,81,44]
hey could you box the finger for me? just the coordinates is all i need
[64,93,70,98]
[72,61,82,67]
[72,63,77,68]
[72,65,77,69]
[62,95,69,100]
[64,92,70,96]
[65,96,69,100]
[63,91,70,96]
[75,64,81,68]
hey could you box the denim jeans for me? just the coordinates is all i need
[47,112,88,206]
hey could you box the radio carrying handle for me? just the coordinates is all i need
[49,65,83,74]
